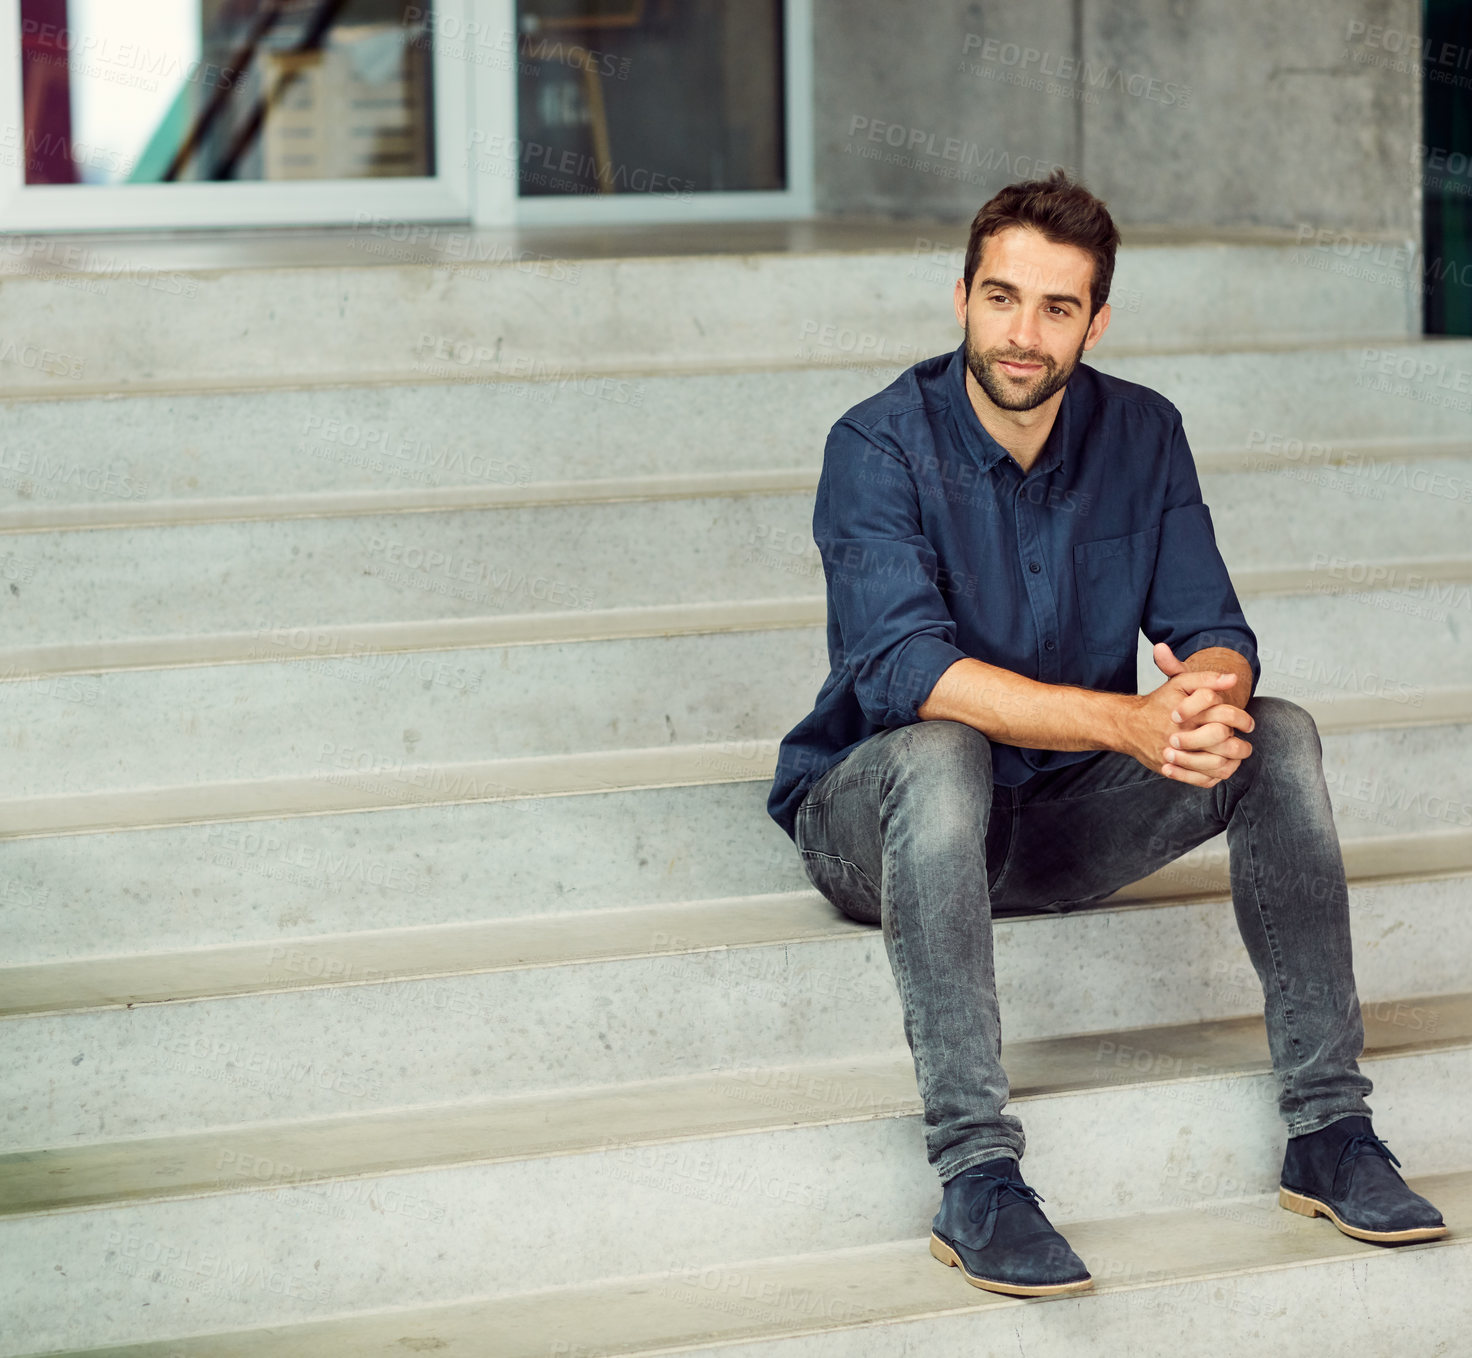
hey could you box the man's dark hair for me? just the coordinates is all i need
[962,169,1122,317]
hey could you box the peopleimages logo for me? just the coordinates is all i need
[845,116,1074,182]
[0,339,84,380]
[959,35,1193,107]
[1346,18,1472,70]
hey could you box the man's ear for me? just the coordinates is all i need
[953,276,969,331]
[1083,300,1111,352]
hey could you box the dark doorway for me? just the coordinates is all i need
[1423,0,1472,334]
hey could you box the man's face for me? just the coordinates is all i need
[953,226,1110,412]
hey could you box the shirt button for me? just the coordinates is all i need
[1028,561,1041,573]
[1044,640,1056,651]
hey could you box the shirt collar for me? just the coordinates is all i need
[944,340,1073,477]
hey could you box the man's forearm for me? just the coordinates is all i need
[916,657,1137,754]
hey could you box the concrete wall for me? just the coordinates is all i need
[813,0,1422,237]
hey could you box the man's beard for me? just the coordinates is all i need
[965,327,1087,412]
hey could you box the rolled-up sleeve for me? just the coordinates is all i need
[814,419,969,727]
[1141,412,1260,690]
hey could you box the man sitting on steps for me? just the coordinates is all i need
[766,169,1448,1297]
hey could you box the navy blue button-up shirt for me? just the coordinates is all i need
[767,341,1259,840]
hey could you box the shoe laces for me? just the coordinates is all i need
[1338,1130,1402,1173]
[962,1169,1045,1224]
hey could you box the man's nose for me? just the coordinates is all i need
[1007,309,1041,353]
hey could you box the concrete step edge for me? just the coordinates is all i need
[0,891,849,1017]
[1114,828,1472,903]
[2,437,1468,536]
[4,688,1472,835]
[3,831,1469,1016]
[1192,433,1471,475]
[60,1172,1472,1358]
[1235,555,1472,598]
[0,598,826,681]
[4,993,1467,1217]
[0,221,1413,286]
[3,330,1464,405]
[0,354,903,404]
[0,469,822,536]
[4,566,1472,681]
[0,743,776,841]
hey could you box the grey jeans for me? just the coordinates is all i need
[792,695,1373,1184]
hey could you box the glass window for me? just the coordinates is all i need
[514,0,784,198]
[17,0,436,184]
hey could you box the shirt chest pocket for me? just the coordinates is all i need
[1072,526,1161,658]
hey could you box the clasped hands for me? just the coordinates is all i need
[1129,642,1255,789]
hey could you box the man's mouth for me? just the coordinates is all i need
[995,357,1046,377]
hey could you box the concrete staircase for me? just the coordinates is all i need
[1,222,1469,1356]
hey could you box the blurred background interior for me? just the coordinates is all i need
[17,0,784,194]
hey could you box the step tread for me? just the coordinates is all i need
[1234,555,1472,596]
[5,992,1467,1217]
[2,432,1467,534]
[0,233,1430,400]
[0,218,1399,282]
[3,831,1470,1011]
[0,468,824,534]
[5,594,1470,706]
[4,327,1444,403]
[2,688,1469,838]
[0,541,1466,679]
[0,743,778,840]
[9,1178,1469,1358]
[0,892,854,1015]
[483,1178,1470,1358]
[5,342,1467,537]
[0,598,824,679]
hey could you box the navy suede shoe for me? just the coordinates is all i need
[929,1156,1093,1296]
[1280,1115,1448,1244]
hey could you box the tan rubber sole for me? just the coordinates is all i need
[1278,1187,1450,1243]
[929,1232,1094,1296]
